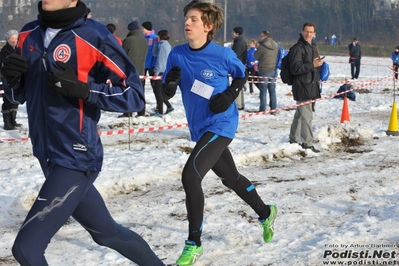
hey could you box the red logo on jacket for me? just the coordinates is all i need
[53,44,71,62]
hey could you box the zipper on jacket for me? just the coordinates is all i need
[42,50,47,71]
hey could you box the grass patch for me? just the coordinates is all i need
[179,146,193,154]
[357,89,372,94]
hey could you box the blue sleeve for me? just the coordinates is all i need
[1,77,26,105]
[392,52,398,63]
[84,34,145,113]
[162,47,176,84]
[154,42,169,75]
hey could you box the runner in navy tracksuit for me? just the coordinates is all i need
[1,1,166,265]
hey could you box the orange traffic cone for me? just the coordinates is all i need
[340,97,350,123]
[386,102,399,136]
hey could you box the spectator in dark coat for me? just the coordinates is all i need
[231,26,246,110]
[348,37,361,79]
[118,21,148,118]
[289,22,324,153]
[0,29,22,130]
[106,23,122,46]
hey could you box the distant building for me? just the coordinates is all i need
[0,0,33,15]
[374,0,399,18]
[0,0,34,34]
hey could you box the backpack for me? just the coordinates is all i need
[280,54,293,85]
[280,43,304,85]
[334,84,356,101]
[320,62,330,81]
[276,45,287,69]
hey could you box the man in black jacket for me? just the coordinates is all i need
[231,26,247,110]
[288,22,324,153]
[348,37,361,79]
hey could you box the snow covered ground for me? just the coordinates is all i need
[1,55,399,266]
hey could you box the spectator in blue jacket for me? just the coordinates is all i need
[392,46,399,80]
[151,30,174,116]
[140,21,158,116]
[1,1,167,265]
[246,39,259,94]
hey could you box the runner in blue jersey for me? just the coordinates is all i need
[161,1,278,265]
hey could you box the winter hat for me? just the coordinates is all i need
[128,21,139,31]
[233,26,243,35]
[396,46,399,50]
[142,21,152,31]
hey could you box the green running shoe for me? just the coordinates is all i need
[259,205,278,243]
[176,240,203,266]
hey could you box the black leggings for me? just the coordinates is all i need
[181,132,269,246]
[152,72,172,114]
[12,160,164,266]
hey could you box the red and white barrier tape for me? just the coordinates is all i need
[0,137,29,142]
[0,76,392,142]
[97,123,188,137]
[240,76,387,118]
[322,60,392,66]
[139,75,162,80]
[247,74,395,85]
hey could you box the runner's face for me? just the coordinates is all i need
[184,9,212,43]
[41,0,76,11]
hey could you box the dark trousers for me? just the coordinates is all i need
[246,68,259,93]
[12,160,164,266]
[394,63,398,79]
[137,68,155,116]
[152,72,172,114]
[350,59,361,79]
[181,132,269,246]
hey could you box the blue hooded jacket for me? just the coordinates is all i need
[2,15,144,172]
